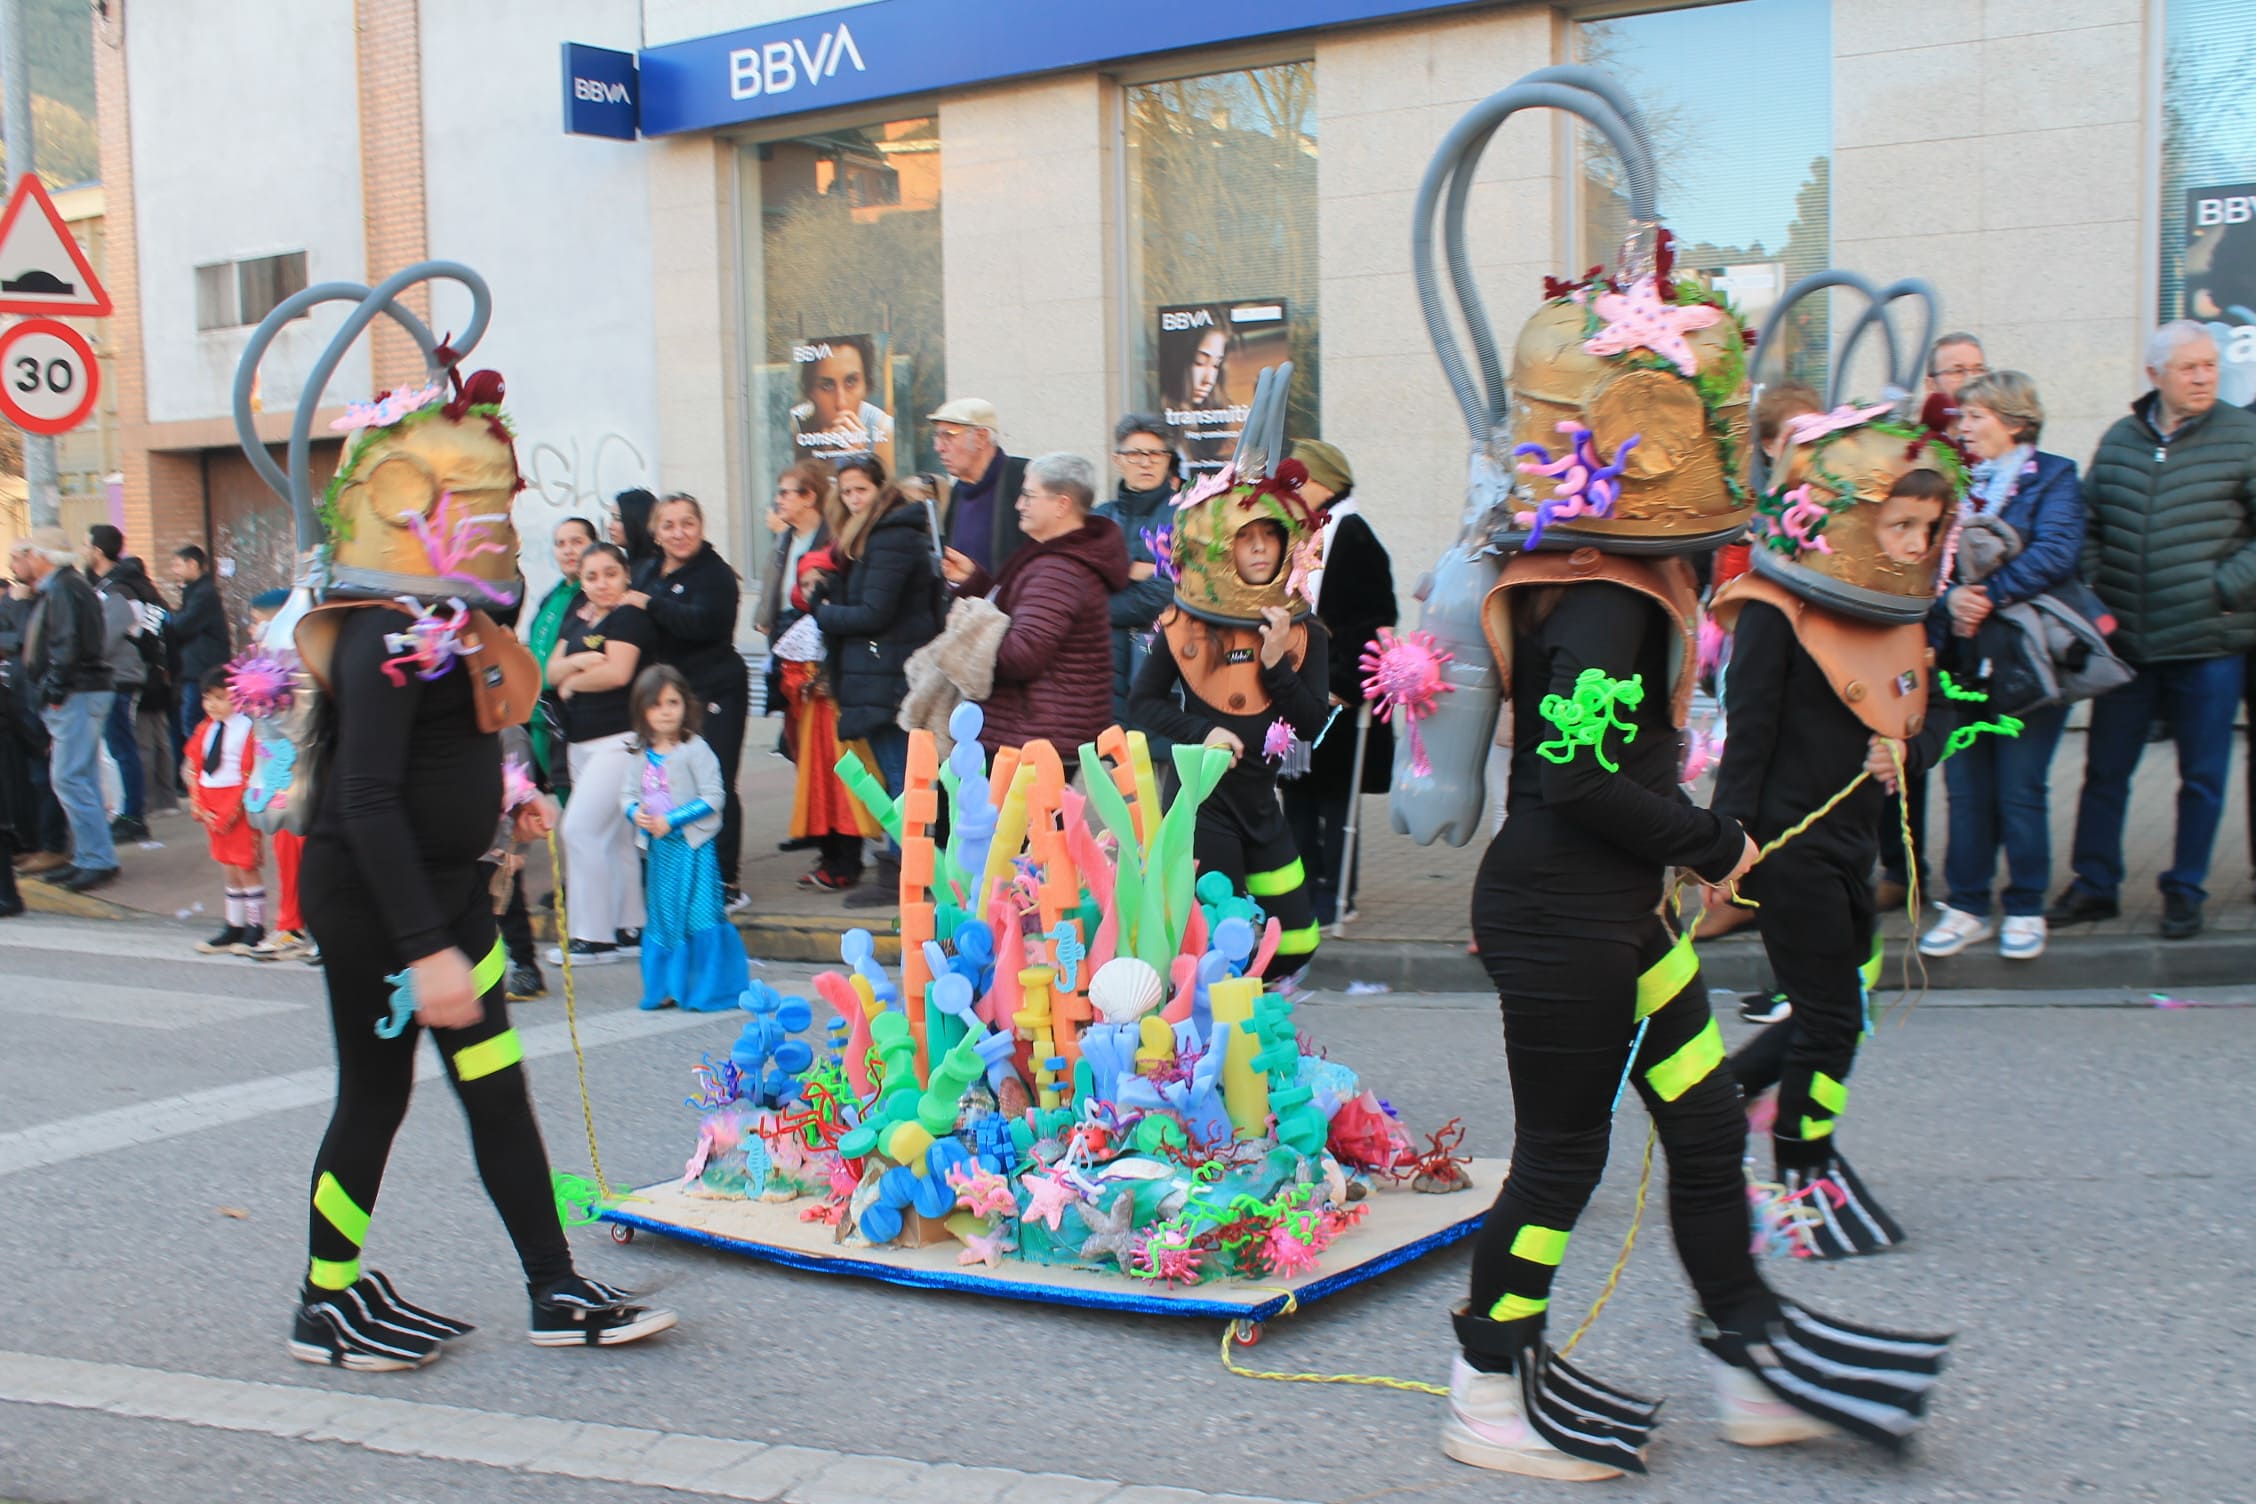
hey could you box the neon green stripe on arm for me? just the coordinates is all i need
[313,1172,370,1246]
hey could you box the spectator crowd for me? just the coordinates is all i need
[10,315,2256,974]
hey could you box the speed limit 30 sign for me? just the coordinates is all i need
[0,316,99,435]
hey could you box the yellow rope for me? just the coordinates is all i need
[1218,1291,1448,1396]
[546,825,611,1195]
[1558,1124,1655,1355]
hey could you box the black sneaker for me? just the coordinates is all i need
[290,1271,472,1372]
[2044,887,2120,925]
[230,923,267,956]
[505,962,547,1001]
[1739,991,1793,1025]
[60,865,117,895]
[2161,892,2204,941]
[528,1274,678,1348]
[109,815,149,843]
[614,928,643,957]
[196,924,247,955]
[546,938,619,966]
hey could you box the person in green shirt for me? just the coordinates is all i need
[527,517,597,789]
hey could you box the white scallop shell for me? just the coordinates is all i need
[1087,956,1167,1024]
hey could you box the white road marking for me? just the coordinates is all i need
[0,913,271,964]
[0,979,303,1030]
[0,1005,719,1179]
[0,1348,1316,1504]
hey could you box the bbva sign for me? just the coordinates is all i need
[729,23,867,101]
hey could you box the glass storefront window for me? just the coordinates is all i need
[1125,63,1318,476]
[2159,0,2256,405]
[1574,0,1831,387]
[742,116,945,531]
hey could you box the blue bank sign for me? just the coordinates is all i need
[630,0,1472,137]
[563,42,638,140]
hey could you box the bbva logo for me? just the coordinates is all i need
[574,77,632,105]
[729,22,866,101]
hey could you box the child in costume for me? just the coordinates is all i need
[185,667,265,956]
[1385,79,1951,1480]
[234,267,673,1369]
[1709,392,1960,1259]
[241,588,310,962]
[624,663,750,1010]
[1129,394,1330,982]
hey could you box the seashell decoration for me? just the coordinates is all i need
[1088,957,1167,1025]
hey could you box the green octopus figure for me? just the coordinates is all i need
[1536,668,1645,773]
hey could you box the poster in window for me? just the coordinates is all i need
[788,332,895,473]
[1157,299,1290,475]
[2185,185,2256,407]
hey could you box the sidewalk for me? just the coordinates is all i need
[18,721,2253,989]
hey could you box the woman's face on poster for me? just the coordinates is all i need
[807,347,869,430]
[1186,329,1228,404]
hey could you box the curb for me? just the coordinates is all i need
[528,909,902,966]
[16,878,139,923]
[1304,928,2256,994]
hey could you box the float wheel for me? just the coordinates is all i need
[610,1223,634,1244]
[1232,1319,1263,1346]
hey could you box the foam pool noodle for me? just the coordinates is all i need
[1136,1014,1176,1071]
[1249,915,1283,978]
[982,907,1025,1032]
[1208,976,1269,1138]
[917,1030,986,1136]
[1212,916,1256,979]
[1126,730,1163,853]
[980,759,1038,922]
[816,971,876,1097]
[1162,954,1198,1024]
[988,744,1022,806]
[898,730,943,1081]
[1078,740,1147,959]
[1021,743,1090,1071]
[831,748,903,841]
[841,928,894,1006]
[730,981,816,1108]
[1015,964,1061,1109]
[953,919,997,998]
[1139,744,1229,973]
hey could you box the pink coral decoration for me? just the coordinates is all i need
[501,757,540,814]
[1262,718,1296,762]
[1581,275,1722,376]
[1773,484,1835,555]
[1173,462,1237,512]
[1781,400,1897,450]
[404,491,514,604]
[1360,628,1454,778]
[225,653,293,719]
[1512,421,1641,550]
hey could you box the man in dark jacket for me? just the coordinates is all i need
[168,544,231,754]
[2054,322,2256,939]
[946,452,1130,759]
[86,526,158,840]
[11,530,119,890]
[1093,414,1182,739]
[930,397,1029,579]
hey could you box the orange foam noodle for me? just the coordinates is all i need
[1022,739,1064,785]
[903,788,940,825]
[989,747,1022,803]
[907,727,940,776]
[901,843,936,886]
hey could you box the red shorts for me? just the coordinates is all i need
[197,788,262,869]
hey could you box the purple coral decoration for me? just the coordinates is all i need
[225,652,294,719]
[1512,422,1640,550]
[1139,524,1177,582]
[404,491,516,605]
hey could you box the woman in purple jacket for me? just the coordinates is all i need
[1918,371,2089,962]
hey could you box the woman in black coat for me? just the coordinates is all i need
[813,457,944,903]
[623,493,749,902]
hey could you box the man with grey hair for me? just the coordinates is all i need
[941,450,1129,759]
[928,396,1030,581]
[2053,321,2256,939]
[9,529,120,892]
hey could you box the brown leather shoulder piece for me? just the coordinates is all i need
[1159,608,1304,719]
[1710,573,1931,738]
[1481,548,1701,731]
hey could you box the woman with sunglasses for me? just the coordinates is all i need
[1094,414,1185,739]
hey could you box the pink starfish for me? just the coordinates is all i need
[1782,400,1897,450]
[1582,275,1722,377]
[1174,462,1238,512]
[1018,1169,1080,1231]
[957,1223,1013,1268]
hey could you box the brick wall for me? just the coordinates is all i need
[355,0,430,390]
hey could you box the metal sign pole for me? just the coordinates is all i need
[1331,702,1373,939]
[0,0,59,527]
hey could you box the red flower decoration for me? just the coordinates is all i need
[1651,226,1676,301]
[1242,457,1318,529]
[1544,265,1607,301]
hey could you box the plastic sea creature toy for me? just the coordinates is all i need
[1077,1187,1139,1266]
[376,968,415,1039]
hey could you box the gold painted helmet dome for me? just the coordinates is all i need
[1504,244,1755,556]
[1743,271,1961,626]
[322,368,525,608]
[1748,395,1966,625]
[1169,360,1320,627]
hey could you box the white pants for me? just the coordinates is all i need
[564,733,646,942]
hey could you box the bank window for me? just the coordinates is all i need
[2160,0,2256,405]
[741,116,944,511]
[1574,0,1831,386]
[195,251,308,331]
[1124,62,1318,476]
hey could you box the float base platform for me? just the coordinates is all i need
[601,1159,1502,1325]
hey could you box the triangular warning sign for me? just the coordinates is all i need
[0,174,111,317]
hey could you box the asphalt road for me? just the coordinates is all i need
[2,911,2251,1504]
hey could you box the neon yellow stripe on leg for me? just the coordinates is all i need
[472,938,508,995]
[452,1027,524,1082]
[1509,1225,1571,1266]
[1488,1292,1549,1321]
[313,1172,370,1247]
[1636,928,1699,1018]
[1644,1018,1724,1102]
[1273,920,1323,957]
[1809,1071,1848,1115]
[1246,858,1307,898]
[307,1257,360,1291]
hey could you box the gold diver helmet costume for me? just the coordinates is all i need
[1167,361,1321,627]
[1710,272,1964,739]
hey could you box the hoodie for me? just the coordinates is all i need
[964,514,1131,756]
[615,488,659,571]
